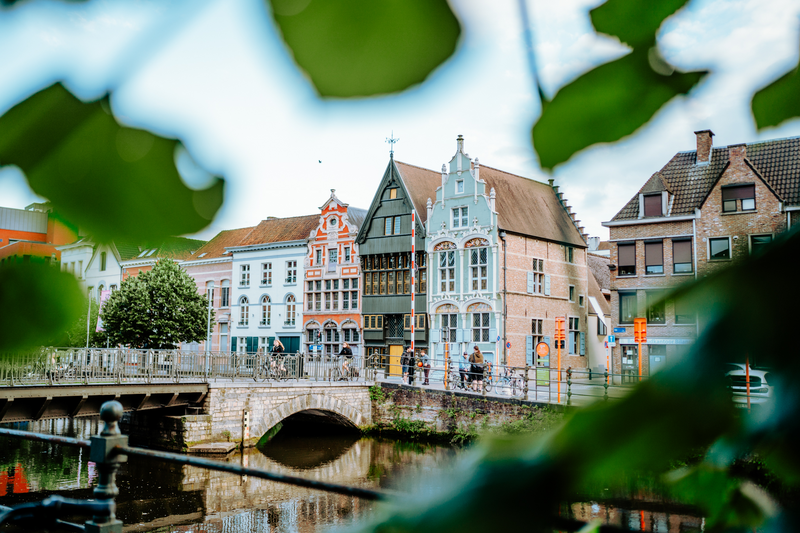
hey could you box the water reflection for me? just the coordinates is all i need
[0,418,706,532]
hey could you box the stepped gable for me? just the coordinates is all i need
[612,136,800,221]
[238,214,320,246]
[479,165,586,247]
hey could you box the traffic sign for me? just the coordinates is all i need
[613,327,626,333]
[633,318,647,343]
[311,345,323,351]
[536,342,549,357]
[506,342,511,349]
[607,335,615,343]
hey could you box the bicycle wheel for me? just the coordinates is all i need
[484,377,492,393]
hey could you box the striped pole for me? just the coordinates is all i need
[410,209,416,353]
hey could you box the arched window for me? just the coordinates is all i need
[220,279,230,307]
[285,295,296,326]
[239,296,249,326]
[260,295,271,326]
[97,284,104,303]
[205,281,215,306]
[100,252,107,272]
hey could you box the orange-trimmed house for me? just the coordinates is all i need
[303,190,367,356]
[0,203,78,266]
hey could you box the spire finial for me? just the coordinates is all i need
[386,131,400,157]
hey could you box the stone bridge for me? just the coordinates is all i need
[124,381,374,450]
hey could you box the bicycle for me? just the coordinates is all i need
[330,356,352,382]
[500,368,524,397]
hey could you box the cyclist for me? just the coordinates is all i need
[271,339,286,377]
[338,342,353,380]
[459,352,470,389]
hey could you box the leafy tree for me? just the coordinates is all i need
[61,298,108,348]
[101,259,213,349]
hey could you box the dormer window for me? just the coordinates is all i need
[643,194,662,217]
[722,184,755,213]
[456,180,464,193]
[389,188,398,199]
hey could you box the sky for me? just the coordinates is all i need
[1,0,799,242]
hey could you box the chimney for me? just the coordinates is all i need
[695,130,714,164]
[729,143,747,163]
[457,134,464,153]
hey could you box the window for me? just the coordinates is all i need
[205,282,215,307]
[316,249,322,265]
[384,216,401,235]
[351,290,358,310]
[722,184,755,212]
[394,216,401,234]
[709,238,731,260]
[389,188,397,199]
[240,264,250,286]
[324,327,340,355]
[416,314,426,329]
[285,295,296,325]
[568,317,579,354]
[110,284,117,291]
[569,285,575,302]
[597,319,607,336]
[286,260,297,283]
[388,271,395,295]
[343,290,349,310]
[472,313,490,342]
[750,234,772,255]
[221,280,230,307]
[329,249,338,265]
[364,315,384,330]
[260,296,271,326]
[673,240,693,273]
[439,251,456,292]
[239,296,249,326]
[470,247,488,290]
[441,313,457,342]
[531,258,544,294]
[579,295,584,307]
[619,292,637,324]
[646,291,666,324]
[674,298,695,325]
[618,243,636,276]
[344,246,351,263]
[343,328,359,343]
[452,207,468,228]
[77,260,83,278]
[100,252,107,271]
[261,263,272,285]
[325,292,331,310]
[456,180,464,193]
[97,284,104,303]
[220,323,228,352]
[532,319,543,350]
[643,194,662,217]
[644,241,664,275]
[565,246,574,263]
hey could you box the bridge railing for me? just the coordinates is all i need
[0,348,374,386]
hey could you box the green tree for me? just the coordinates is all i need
[101,259,212,349]
[62,298,108,348]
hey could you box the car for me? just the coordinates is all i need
[725,363,772,407]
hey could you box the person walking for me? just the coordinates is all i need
[406,347,416,385]
[459,352,470,389]
[469,345,484,392]
[401,348,410,383]
[339,342,353,379]
[421,350,430,385]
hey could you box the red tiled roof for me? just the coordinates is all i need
[238,215,319,247]
[395,161,441,224]
[188,227,255,260]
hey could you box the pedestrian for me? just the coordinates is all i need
[406,347,416,385]
[339,342,353,379]
[469,345,484,392]
[401,348,409,382]
[271,339,286,376]
[421,350,430,385]
[459,352,470,388]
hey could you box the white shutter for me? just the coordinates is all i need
[527,271,534,294]
[544,275,551,296]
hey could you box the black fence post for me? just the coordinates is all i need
[85,401,127,533]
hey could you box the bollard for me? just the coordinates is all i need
[566,368,572,406]
[604,370,609,402]
[85,401,127,533]
[588,368,592,381]
[523,365,529,400]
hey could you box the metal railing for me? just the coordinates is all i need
[0,348,375,387]
[0,400,388,531]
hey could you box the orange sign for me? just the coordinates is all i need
[536,342,550,357]
[633,318,647,342]
[555,316,566,341]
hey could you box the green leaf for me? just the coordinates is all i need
[0,262,84,352]
[0,83,224,243]
[751,46,800,130]
[532,45,706,170]
[590,0,689,48]
[268,0,460,97]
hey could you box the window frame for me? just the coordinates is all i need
[643,194,663,217]
[646,290,666,325]
[617,243,636,276]
[470,247,488,291]
[708,237,731,261]
[749,234,773,255]
[261,262,272,286]
[472,312,491,342]
[644,240,664,275]
[721,184,755,213]
[619,291,637,325]
[240,264,250,287]
[672,239,693,274]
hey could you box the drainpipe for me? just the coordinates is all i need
[692,217,699,340]
[499,231,507,366]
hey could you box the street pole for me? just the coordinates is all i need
[85,292,91,350]
[410,209,415,355]
[206,287,213,375]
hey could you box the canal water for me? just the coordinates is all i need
[0,418,705,532]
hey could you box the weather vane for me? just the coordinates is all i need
[386,131,399,156]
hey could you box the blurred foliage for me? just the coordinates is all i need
[0,83,224,244]
[268,0,460,97]
[101,259,212,349]
[590,0,688,49]
[61,298,107,348]
[751,42,800,130]
[0,262,83,352]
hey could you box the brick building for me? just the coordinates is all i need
[602,131,800,378]
[0,203,78,265]
[303,190,367,356]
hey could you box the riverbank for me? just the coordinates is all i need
[362,383,564,444]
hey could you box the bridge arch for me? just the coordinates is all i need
[254,393,367,438]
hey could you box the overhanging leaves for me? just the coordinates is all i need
[532,45,706,170]
[751,43,800,130]
[0,83,224,243]
[590,0,689,48]
[268,0,460,97]
[0,263,84,352]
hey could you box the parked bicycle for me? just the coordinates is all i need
[499,367,524,397]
